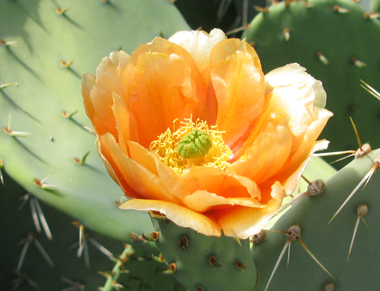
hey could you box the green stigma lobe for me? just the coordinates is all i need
[176,129,212,159]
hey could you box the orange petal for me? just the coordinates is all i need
[96,134,140,199]
[168,28,226,72]
[127,43,208,147]
[126,141,192,201]
[120,199,221,237]
[85,51,131,138]
[281,141,329,194]
[283,109,332,169]
[250,106,331,196]
[96,50,131,77]
[81,73,96,122]
[260,140,330,196]
[267,82,330,153]
[125,141,159,176]
[235,63,332,159]
[100,133,181,204]
[182,190,261,213]
[181,166,261,199]
[228,123,293,187]
[112,92,139,153]
[210,39,265,150]
[215,182,284,239]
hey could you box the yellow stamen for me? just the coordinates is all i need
[149,118,232,174]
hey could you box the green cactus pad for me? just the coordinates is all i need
[0,172,185,290]
[0,0,189,242]
[243,0,380,167]
[251,148,380,290]
[151,217,257,291]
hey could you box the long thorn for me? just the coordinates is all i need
[34,239,54,268]
[84,241,90,267]
[297,238,334,279]
[363,163,379,189]
[18,194,30,211]
[349,117,363,150]
[347,216,360,262]
[88,237,114,259]
[278,191,308,214]
[17,241,30,271]
[361,216,369,229]
[30,198,41,233]
[264,240,290,291]
[330,153,355,164]
[360,80,380,101]
[0,83,16,90]
[287,240,291,268]
[329,164,378,223]
[313,150,355,157]
[301,175,311,185]
[77,241,84,258]
[34,198,53,240]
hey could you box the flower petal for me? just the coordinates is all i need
[182,190,261,213]
[235,83,326,158]
[215,182,284,239]
[81,72,96,122]
[182,166,261,199]
[260,140,330,196]
[96,134,140,199]
[231,64,333,196]
[85,51,131,138]
[228,123,293,188]
[168,28,226,72]
[125,141,159,176]
[126,38,209,147]
[125,141,193,201]
[100,133,181,203]
[119,199,221,237]
[210,39,265,150]
[112,92,139,153]
[265,63,326,109]
[266,81,331,153]
[96,50,131,78]
[281,141,329,194]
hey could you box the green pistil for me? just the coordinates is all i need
[177,129,212,159]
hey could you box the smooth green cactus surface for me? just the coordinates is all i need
[371,0,380,12]
[243,0,380,166]
[0,0,189,242]
[252,148,380,290]
[151,217,257,291]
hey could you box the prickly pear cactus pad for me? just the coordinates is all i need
[243,0,380,164]
[151,217,257,291]
[0,0,189,242]
[0,173,185,290]
[252,148,380,291]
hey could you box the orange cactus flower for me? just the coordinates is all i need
[81,29,332,239]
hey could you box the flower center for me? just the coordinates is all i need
[177,129,212,159]
[149,118,232,174]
